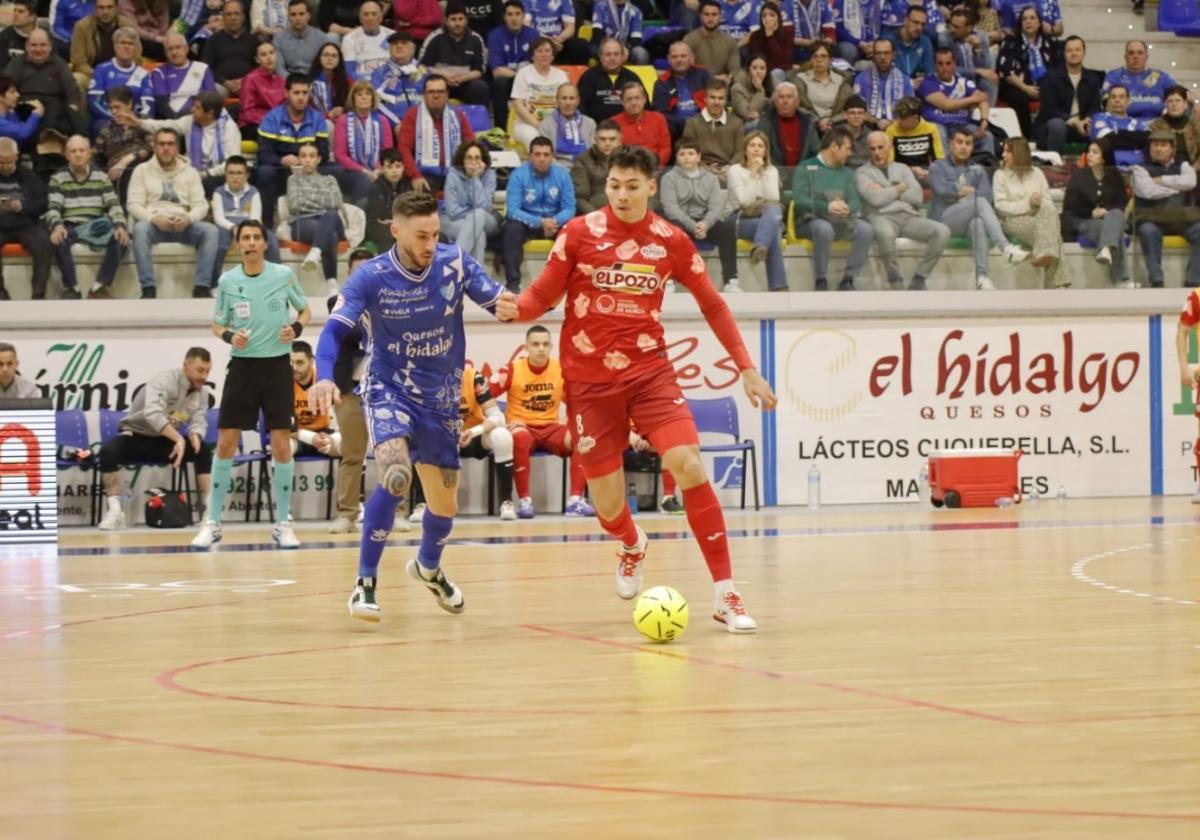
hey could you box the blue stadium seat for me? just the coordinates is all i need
[1158,0,1200,36]
[455,104,493,133]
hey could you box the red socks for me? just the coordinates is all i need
[681,482,732,582]
[662,469,677,496]
[1194,437,1200,480]
[598,504,640,548]
[569,455,587,497]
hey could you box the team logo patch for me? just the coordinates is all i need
[575,434,596,454]
[550,231,568,262]
[616,239,640,260]
[594,294,616,314]
[603,350,631,370]
[440,283,455,300]
[584,210,607,238]
[637,333,657,352]
[572,330,596,354]
[591,263,663,295]
[691,253,705,275]
[573,294,590,317]
[649,217,674,238]
[640,243,667,260]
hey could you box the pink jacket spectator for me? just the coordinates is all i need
[239,66,286,129]
[393,0,444,42]
[333,111,396,172]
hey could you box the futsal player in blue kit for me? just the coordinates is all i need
[310,191,518,621]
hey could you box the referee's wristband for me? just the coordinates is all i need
[221,329,235,344]
[290,321,303,338]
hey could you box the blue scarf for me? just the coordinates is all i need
[189,111,230,170]
[553,111,586,158]
[792,0,824,40]
[347,112,382,169]
[863,67,906,120]
[311,78,333,113]
[415,104,461,176]
[842,0,880,42]
[1025,35,1047,83]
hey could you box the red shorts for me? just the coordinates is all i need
[565,364,699,477]
[510,422,571,456]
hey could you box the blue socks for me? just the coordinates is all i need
[417,508,454,570]
[358,485,399,578]
[272,459,294,522]
[206,455,233,522]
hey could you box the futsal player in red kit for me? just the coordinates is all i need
[1177,286,1200,501]
[507,145,778,633]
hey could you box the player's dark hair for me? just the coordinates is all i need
[185,347,211,363]
[224,154,248,171]
[292,340,314,358]
[235,219,268,240]
[348,247,375,269]
[525,325,551,340]
[285,72,311,90]
[106,84,134,106]
[607,144,658,178]
[392,190,439,218]
[819,126,852,150]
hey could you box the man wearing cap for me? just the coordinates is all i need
[418,0,490,106]
[373,32,428,125]
[1132,127,1200,289]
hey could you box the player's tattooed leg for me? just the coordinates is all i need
[376,437,413,498]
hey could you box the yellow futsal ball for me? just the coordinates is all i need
[633,586,689,643]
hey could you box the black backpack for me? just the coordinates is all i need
[144,488,191,528]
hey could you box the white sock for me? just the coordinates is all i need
[713,579,734,598]
[106,496,121,513]
[567,495,580,504]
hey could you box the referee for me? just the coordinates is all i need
[191,219,311,550]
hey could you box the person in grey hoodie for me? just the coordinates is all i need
[855,130,950,290]
[660,138,740,292]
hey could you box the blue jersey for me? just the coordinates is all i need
[329,243,504,416]
[1103,67,1178,120]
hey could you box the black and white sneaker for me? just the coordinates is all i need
[406,558,465,614]
[660,496,684,515]
[348,577,382,622]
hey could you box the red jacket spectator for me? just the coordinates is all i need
[239,65,285,130]
[396,104,475,181]
[393,0,444,43]
[611,110,671,166]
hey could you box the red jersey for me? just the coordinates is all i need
[1181,288,1200,327]
[516,207,754,384]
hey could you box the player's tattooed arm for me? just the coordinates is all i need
[376,437,413,499]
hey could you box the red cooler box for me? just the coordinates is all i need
[927,448,1022,508]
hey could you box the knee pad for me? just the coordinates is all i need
[381,460,412,498]
[486,426,514,462]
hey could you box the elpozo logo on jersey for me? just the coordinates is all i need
[591,262,663,295]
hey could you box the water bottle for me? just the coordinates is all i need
[1056,485,1067,503]
[627,481,639,513]
[994,497,1013,508]
[918,463,929,504]
[807,464,821,510]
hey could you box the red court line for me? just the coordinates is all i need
[154,640,898,717]
[1,711,1196,823]
[521,624,1025,725]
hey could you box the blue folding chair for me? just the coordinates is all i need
[99,408,197,524]
[686,397,759,511]
[55,409,101,525]
[454,104,493,133]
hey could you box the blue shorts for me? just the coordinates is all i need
[360,381,461,470]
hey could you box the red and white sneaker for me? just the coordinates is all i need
[714,589,758,634]
[614,525,647,600]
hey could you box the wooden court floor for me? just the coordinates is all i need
[0,498,1197,839]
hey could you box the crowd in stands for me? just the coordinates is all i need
[2,0,1200,300]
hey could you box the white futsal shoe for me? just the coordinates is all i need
[499,500,517,521]
[615,526,648,600]
[273,518,300,549]
[406,558,465,614]
[713,588,758,634]
[190,520,222,549]
[408,503,427,523]
[98,507,125,531]
[348,576,382,622]
[328,515,354,533]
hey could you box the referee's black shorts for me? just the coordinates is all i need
[218,355,294,431]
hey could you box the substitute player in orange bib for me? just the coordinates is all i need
[1177,286,1200,501]
[494,325,593,518]
[508,144,778,633]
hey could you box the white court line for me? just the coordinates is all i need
[1070,538,1200,607]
